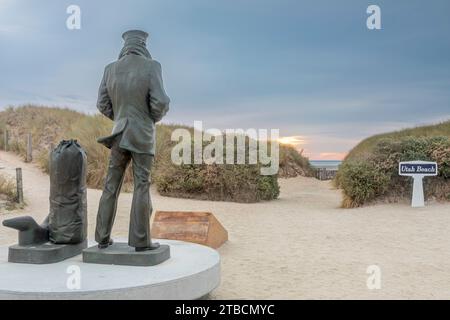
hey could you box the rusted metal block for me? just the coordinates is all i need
[151,211,228,249]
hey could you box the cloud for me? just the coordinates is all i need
[0,25,22,34]
[278,136,306,146]
[1,0,450,160]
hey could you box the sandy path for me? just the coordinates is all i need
[1,150,450,299]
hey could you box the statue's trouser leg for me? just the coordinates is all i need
[95,138,131,244]
[128,152,154,248]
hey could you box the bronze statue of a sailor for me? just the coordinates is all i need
[95,30,170,251]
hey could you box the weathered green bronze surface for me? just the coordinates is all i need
[94,30,170,253]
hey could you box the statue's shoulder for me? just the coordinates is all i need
[102,61,116,75]
[148,59,162,71]
[105,61,116,70]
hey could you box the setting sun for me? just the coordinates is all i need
[277,136,305,146]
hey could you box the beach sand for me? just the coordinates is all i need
[1,150,450,299]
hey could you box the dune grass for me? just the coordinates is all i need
[0,173,24,211]
[1,105,312,203]
[0,174,16,201]
[345,120,450,162]
[337,120,450,207]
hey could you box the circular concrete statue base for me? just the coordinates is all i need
[0,239,220,300]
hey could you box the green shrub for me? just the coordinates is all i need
[337,161,389,208]
[154,134,280,203]
[1,105,290,203]
[337,135,450,207]
[346,120,450,161]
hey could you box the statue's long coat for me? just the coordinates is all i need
[96,44,170,155]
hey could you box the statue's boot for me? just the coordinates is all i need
[135,242,160,252]
[2,216,49,246]
[98,239,114,249]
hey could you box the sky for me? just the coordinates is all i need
[0,0,449,160]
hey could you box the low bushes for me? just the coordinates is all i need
[337,161,390,208]
[0,105,315,203]
[154,131,280,203]
[156,162,279,203]
[0,173,23,211]
[336,136,450,207]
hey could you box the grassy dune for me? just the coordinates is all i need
[0,105,312,203]
[337,120,450,207]
[345,121,450,161]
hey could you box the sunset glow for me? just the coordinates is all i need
[277,136,348,160]
[318,152,347,161]
[277,136,305,146]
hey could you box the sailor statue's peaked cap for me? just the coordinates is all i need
[122,30,149,44]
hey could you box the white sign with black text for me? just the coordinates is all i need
[399,161,438,207]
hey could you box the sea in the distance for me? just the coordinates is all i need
[309,160,342,170]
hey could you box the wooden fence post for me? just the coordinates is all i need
[16,168,23,204]
[3,128,8,151]
[26,133,32,162]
